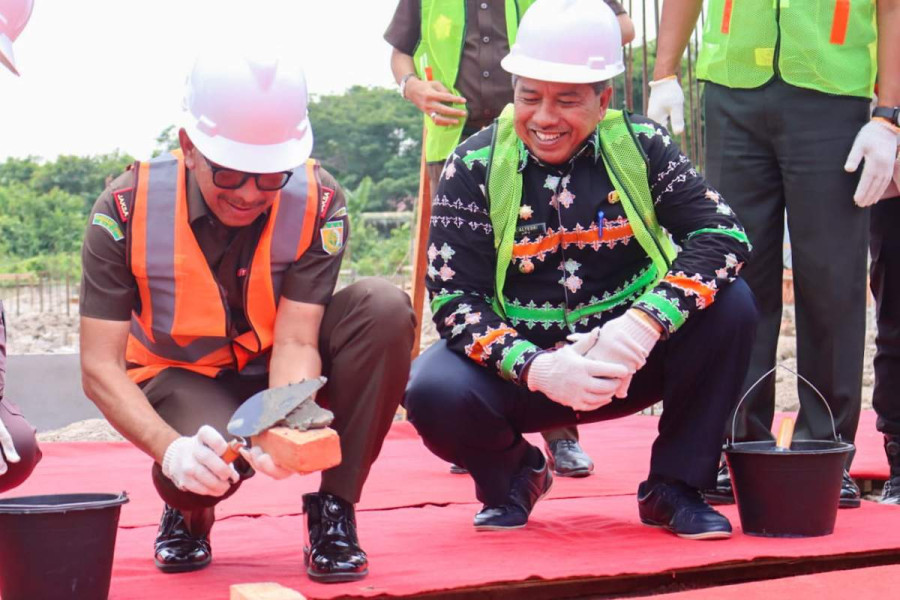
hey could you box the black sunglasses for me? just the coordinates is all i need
[203,156,294,191]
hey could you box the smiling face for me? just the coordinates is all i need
[512,77,612,165]
[179,129,278,228]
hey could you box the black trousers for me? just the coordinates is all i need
[871,196,900,435]
[405,280,757,506]
[704,80,870,445]
[145,278,416,510]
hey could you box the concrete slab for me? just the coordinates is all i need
[4,353,103,431]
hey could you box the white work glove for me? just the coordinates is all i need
[162,425,239,497]
[527,329,631,412]
[647,77,685,135]
[569,311,662,399]
[0,419,21,476]
[239,445,292,480]
[844,119,900,207]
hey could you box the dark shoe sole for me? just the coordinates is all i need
[839,497,861,509]
[449,465,469,475]
[702,491,735,506]
[553,466,594,478]
[306,566,369,583]
[154,556,211,573]
[640,519,732,540]
[473,478,554,532]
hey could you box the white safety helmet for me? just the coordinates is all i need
[182,49,313,174]
[0,0,34,76]
[501,0,624,84]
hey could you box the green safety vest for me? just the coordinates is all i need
[485,104,677,319]
[414,0,536,162]
[696,0,877,99]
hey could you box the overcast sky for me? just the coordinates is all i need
[0,0,658,162]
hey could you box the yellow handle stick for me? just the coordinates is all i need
[776,417,795,451]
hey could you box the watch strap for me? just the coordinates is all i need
[872,106,900,127]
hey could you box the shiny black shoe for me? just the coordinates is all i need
[303,492,368,583]
[546,439,594,478]
[638,478,732,540]
[702,460,735,505]
[839,469,861,508]
[154,504,214,573]
[881,435,900,506]
[473,452,553,531]
[449,463,469,475]
[882,478,900,505]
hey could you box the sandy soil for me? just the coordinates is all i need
[4,286,877,441]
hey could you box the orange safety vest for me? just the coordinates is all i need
[125,150,319,383]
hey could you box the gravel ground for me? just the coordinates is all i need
[4,287,877,441]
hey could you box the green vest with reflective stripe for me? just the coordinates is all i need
[696,0,877,98]
[485,104,676,319]
[414,0,536,162]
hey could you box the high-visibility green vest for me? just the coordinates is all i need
[696,0,877,99]
[485,104,677,319]
[414,0,536,162]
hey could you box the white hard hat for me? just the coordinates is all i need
[0,0,34,76]
[183,49,313,174]
[501,0,624,84]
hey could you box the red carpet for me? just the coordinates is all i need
[631,564,900,599]
[2,410,896,598]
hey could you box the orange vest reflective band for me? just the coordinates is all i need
[125,150,319,383]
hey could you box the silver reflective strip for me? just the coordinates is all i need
[269,163,311,300]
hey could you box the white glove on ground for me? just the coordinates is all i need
[239,445,292,480]
[845,119,900,207]
[0,419,20,476]
[569,311,662,399]
[162,425,239,497]
[647,77,685,135]
[527,329,631,412]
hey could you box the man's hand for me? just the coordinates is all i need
[569,310,662,399]
[162,425,239,497]
[239,445,291,480]
[527,329,631,412]
[0,419,20,476]
[845,119,900,207]
[405,78,468,127]
[647,77,685,135]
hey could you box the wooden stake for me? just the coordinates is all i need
[409,126,432,360]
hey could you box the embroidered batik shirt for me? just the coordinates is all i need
[426,114,752,385]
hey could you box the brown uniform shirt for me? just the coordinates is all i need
[80,163,348,338]
[384,0,627,130]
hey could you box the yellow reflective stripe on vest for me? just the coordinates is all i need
[697,0,876,98]
[415,0,536,162]
[486,105,675,320]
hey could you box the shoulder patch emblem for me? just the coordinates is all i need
[92,213,124,241]
[320,220,344,255]
[113,187,132,222]
[319,186,335,219]
[330,206,348,219]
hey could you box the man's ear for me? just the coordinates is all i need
[178,128,197,170]
[597,85,614,122]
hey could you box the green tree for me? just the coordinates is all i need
[0,183,85,258]
[0,156,41,186]
[309,86,422,212]
[30,151,134,215]
[152,125,181,157]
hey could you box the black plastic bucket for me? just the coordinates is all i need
[726,440,852,537]
[725,365,854,538]
[0,492,128,600]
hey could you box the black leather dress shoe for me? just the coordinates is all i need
[638,478,732,540]
[881,435,900,505]
[702,459,735,505]
[882,478,900,505]
[154,505,214,573]
[546,439,594,478]
[839,469,861,508]
[474,452,553,531]
[303,492,368,583]
[449,463,469,474]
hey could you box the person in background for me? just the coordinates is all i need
[386,0,635,478]
[650,0,900,508]
[405,0,756,538]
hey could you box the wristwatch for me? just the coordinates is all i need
[399,73,417,99]
[872,105,900,128]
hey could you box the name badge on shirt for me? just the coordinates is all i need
[515,222,547,238]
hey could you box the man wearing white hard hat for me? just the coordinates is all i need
[405,0,757,538]
[79,49,414,582]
